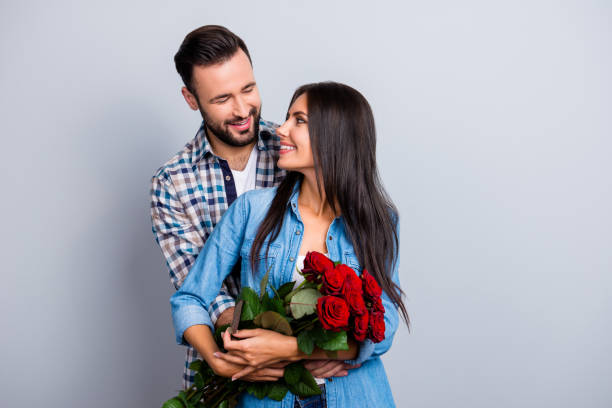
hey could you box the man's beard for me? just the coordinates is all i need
[201,106,261,147]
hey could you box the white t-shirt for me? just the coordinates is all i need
[231,146,258,196]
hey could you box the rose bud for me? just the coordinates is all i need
[342,269,363,296]
[303,251,334,283]
[371,296,385,314]
[361,269,382,300]
[322,264,349,295]
[353,310,369,342]
[344,288,367,316]
[368,310,386,343]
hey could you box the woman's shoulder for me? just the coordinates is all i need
[241,187,278,206]
[235,187,280,220]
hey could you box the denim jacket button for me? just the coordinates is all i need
[296,230,301,235]
[290,257,295,262]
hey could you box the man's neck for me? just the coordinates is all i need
[206,130,256,171]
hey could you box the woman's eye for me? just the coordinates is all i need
[296,117,306,124]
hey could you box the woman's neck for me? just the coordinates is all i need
[298,173,336,218]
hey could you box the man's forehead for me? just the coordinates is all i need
[191,51,255,98]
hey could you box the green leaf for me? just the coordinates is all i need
[253,311,292,335]
[259,264,272,299]
[277,281,295,299]
[190,390,203,404]
[193,373,204,389]
[262,293,285,316]
[283,363,321,397]
[289,288,322,319]
[297,330,315,355]
[214,324,230,344]
[247,383,271,399]
[218,401,229,408]
[283,363,302,386]
[161,397,185,408]
[267,382,289,401]
[177,391,189,407]
[188,360,202,372]
[239,287,262,321]
[312,328,349,351]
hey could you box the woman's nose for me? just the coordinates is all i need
[276,121,289,138]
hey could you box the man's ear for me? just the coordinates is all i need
[181,87,199,111]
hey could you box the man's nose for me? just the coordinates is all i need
[232,96,250,118]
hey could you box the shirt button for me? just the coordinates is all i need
[329,236,333,240]
[328,378,333,382]
[296,230,301,235]
[225,175,231,181]
[290,257,295,262]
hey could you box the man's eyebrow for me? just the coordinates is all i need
[208,83,256,103]
[241,82,256,91]
[209,93,230,103]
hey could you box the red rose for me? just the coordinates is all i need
[368,311,385,343]
[361,269,382,300]
[342,269,363,296]
[322,265,348,295]
[353,310,369,342]
[344,288,367,316]
[371,296,385,314]
[303,251,334,283]
[317,296,350,332]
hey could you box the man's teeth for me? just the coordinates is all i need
[280,145,296,151]
[232,118,249,125]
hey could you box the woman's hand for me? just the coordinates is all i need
[210,357,288,382]
[217,328,301,367]
[303,360,360,378]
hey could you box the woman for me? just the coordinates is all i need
[171,82,409,407]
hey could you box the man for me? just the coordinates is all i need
[151,25,351,388]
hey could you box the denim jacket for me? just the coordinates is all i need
[171,184,401,407]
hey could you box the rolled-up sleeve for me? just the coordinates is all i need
[170,194,247,345]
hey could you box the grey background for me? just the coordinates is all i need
[1,1,610,407]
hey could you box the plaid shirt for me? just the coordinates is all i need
[150,119,285,388]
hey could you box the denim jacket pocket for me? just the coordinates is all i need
[240,238,281,293]
[343,251,362,275]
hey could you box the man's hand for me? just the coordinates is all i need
[214,306,235,329]
[303,360,360,378]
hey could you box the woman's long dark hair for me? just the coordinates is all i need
[250,82,409,326]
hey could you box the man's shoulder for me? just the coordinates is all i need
[151,127,206,185]
[258,119,281,150]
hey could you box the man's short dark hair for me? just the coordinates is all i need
[174,25,252,95]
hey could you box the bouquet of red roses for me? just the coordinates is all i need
[299,251,386,347]
[162,251,385,408]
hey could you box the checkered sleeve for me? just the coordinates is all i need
[150,172,235,325]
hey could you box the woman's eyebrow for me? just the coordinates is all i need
[291,110,308,117]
